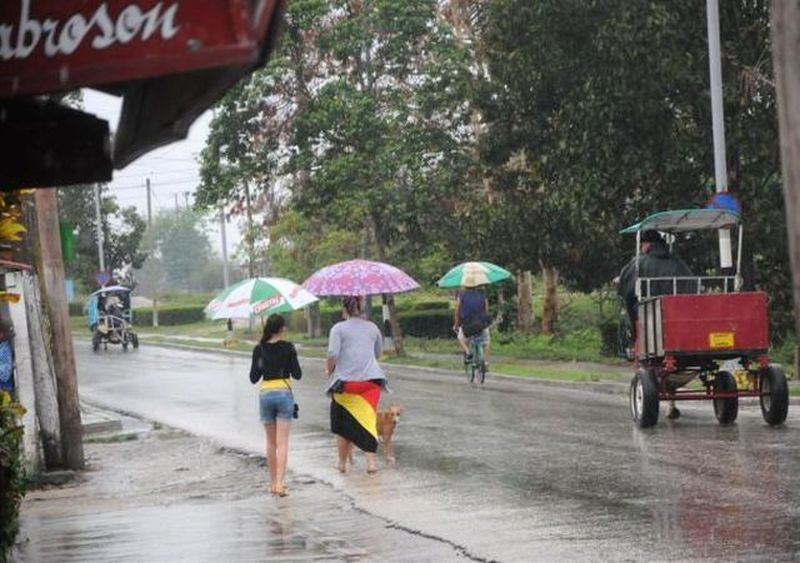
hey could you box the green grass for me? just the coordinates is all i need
[380,354,617,382]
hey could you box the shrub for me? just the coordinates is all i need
[0,391,26,559]
[398,310,453,339]
[132,306,206,326]
[68,302,84,317]
[411,300,450,311]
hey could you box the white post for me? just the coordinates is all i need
[7,272,41,475]
[706,0,734,270]
[94,184,106,273]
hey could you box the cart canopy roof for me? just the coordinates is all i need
[620,209,740,234]
[89,285,133,297]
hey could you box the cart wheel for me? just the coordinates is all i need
[122,341,128,351]
[760,365,789,426]
[630,368,659,428]
[92,335,100,352]
[132,334,139,349]
[713,371,738,425]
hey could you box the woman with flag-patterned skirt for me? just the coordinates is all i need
[325,296,386,475]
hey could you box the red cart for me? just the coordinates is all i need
[622,209,789,428]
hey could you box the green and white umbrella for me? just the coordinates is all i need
[205,277,318,320]
[436,261,512,289]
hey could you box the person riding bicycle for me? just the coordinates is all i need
[454,285,491,363]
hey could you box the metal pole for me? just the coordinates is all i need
[706,0,733,270]
[146,178,152,229]
[244,181,255,278]
[94,184,105,273]
[220,204,230,288]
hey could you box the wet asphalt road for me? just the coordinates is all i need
[71,344,800,562]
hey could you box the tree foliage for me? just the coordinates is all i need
[140,208,214,292]
[57,184,147,292]
[199,0,792,338]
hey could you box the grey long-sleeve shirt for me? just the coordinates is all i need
[325,317,385,393]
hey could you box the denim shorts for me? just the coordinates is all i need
[259,390,294,424]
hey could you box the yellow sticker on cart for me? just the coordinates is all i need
[709,332,735,348]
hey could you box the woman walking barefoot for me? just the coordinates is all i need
[249,314,301,496]
[325,296,386,474]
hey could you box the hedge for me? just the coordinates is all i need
[286,309,452,339]
[410,300,450,311]
[132,306,206,326]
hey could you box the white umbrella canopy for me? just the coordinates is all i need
[205,277,318,320]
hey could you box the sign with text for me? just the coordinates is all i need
[0,0,279,98]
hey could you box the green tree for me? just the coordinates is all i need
[146,208,213,292]
[57,184,147,292]
[473,0,788,336]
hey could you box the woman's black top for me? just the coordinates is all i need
[249,341,302,384]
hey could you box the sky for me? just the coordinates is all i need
[82,89,240,255]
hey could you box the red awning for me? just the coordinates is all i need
[0,0,284,188]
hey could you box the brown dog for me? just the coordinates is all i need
[376,405,404,463]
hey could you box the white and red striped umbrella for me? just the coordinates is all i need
[302,259,420,297]
[205,277,318,320]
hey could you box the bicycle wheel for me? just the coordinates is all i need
[473,343,485,384]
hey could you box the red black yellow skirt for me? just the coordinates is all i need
[330,380,382,453]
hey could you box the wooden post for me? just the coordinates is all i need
[34,189,84,470]
[772,1,800,341]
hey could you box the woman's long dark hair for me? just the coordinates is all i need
[342,295,363,317]
[261,314,286,344]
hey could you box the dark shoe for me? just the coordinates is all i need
[463,352,473,364]
[667,407,681,420]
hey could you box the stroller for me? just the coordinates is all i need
[87,285,139,352]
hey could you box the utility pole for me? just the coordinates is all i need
[146,177,152,228]
[34,189,84,470]
[244,181,255,278]
[220,204,230,288]
[771,0,800,368]
[706,0,733,271]
[94,184,105,273]
[146,178,158,328]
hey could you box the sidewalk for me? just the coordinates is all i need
[14,407,468,562]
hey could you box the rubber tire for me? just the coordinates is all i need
[630,368,659,428]
[122,341,128,351]
[713,371,738,425]
[92,335,100,352]
[132,334,139,349]
[760,365,789,426]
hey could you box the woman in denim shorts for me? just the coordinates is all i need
[249,314,302,497]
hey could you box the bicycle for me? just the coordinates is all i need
[464,333,488,385]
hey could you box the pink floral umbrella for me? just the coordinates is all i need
[302,259,420,296]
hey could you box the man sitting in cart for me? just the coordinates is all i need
[618,230,693,325]
[618,229,693,419]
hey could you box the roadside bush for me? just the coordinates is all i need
[398,311,453,339]
[411,300,450,311]
[68,302,84,317]
[133,306,206,326]
[0,391,27,560]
